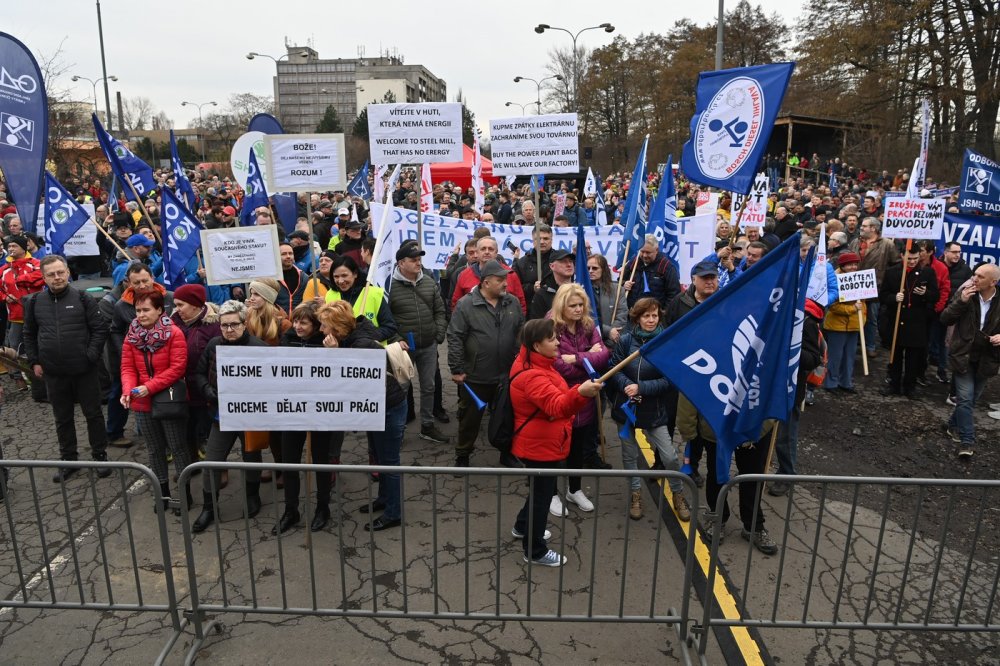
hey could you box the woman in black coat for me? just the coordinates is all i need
[878,246,938,397]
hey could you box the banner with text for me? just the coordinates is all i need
[35,203,98,257]
[881,197,945,239]
[264,134,346,193]
[216,347,386,431]
[368,103,463,164]
[936,212,1000,268]
[201,225,282,285]
[489,114,579,175]
[675,212,718,281]
[836,268,878,302]
[959,148,1000,216]
[731,173,769,228]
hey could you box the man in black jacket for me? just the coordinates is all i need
[23,255,111,482]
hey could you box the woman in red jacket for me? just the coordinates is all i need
[120,290,190,511]
[510,318,603,568]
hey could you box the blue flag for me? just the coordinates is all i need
[680,62,795,196]
[239,149,270,227]
[647,154,680,263]
[936,212,1000,266]
[169,130,196,210]
[92,114,156,201]
[347,160,372,200]
[160,188,202,289]
[43,172,90,256]
[616,135,650,268]
[574,222,601,331]
[639,232,810,483]
[959,148,1000,216]
[828,169,837,194]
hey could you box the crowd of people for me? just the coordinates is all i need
[0,157,998,570]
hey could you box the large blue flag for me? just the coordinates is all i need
[160,188,202,289]
[43,172,90,256]
[169,130,196,210]
[92,114,156,201]
[616,135,650,269]
[347,160,372,200]
[574,222,601,331]
[680,62,795,196]
[239,149,270,227]
[639,232,811,482]
[647,155,680,263]
[959,148,1000,216]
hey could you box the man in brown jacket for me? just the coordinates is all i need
[850,217,900,353]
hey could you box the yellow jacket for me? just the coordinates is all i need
[823,299,866,332]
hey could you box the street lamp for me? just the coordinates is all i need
[247,51,309,131]
[504,101,531,116]
[513,75,564,113]
[71,74,118,118]
[181,101,217,161]
[533,23,615,109]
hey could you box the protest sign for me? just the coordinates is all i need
[368,103,463,164]
[731,173,769,228]
[959,148,1000,216]
[216,347,386,431]
[675,213,717,280]
[881,197,945,239]
[936,212,1000,268]
[836,269,878,302]
[489,114,579,175]
[695,192,719,216]
[35,202,98,257]
[264,134,346,193]
[201,225,282,285]
[230,131,266,187]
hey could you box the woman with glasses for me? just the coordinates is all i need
[586,254,627,347]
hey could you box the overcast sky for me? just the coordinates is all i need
[6,0,800,138]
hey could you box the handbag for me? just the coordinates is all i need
[143,351,188,420]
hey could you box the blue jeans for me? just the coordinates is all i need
[619,425,682,492]
[928,319,948,369]
[369,400,407,521]
[948,367,988,446]
[864,302,880,352]
[823,330,859,389]
[774,412,799,476]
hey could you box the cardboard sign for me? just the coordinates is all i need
[489,114,579,175]
[732,173,769,228]
[216,347,386,431]
[836,268,878,302]
[201,225,282,285]
[675,213,718,280]
[264,134,346,193]
[368,103,463,164]
[882,197,945,239]
[35,202,99,257]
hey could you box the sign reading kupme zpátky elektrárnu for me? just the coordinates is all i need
[264,134,346,193]
[881,197,946,239]
[836,268,878,302]
[368,103,463,164]
[489,114,579,176]
[216,347,386,431]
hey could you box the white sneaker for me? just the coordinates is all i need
[990,403,1000,410]
[565,489,594,512]
[511,526,552,540]
[523,549,567,567]
[988,410,1000,421]
[549,495,568,517]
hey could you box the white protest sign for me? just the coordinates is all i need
[695,192,719,216]
[732,173,769,228]
[675,212,717,280]
[201,225,282,285]
[368,103,463,164]
[489,114,579,175]
[216,347,386,431]
[264,134,347,193]
[882,197,946,239]
[836,268,878,302]
[36,202,99,257]
[230,131,266,187]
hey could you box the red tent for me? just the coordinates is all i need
[429,144,496,190]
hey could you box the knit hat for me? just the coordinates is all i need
[173,284,207,310]
[5,235,28,253]
[248,280,278,305]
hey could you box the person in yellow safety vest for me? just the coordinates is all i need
[324,255,398,345]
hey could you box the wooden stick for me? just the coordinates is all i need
[122,176,163,245]
[889,238,914,364]
[858,305,869,375]
[610,240,631,324]
[729,194,751,248]
[90,217,128,258]
[761,422,782,491]
[598,349,640,383]
[595,391,607,463]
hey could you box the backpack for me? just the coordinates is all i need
[487,370,540,453]
[805,328,828,387]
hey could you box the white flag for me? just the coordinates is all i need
[472,130,485,215]
[374,164,387,204]
[367,164,402,289]
[584,168,599,197]
[806,223,830,306]
[505,174,516,190]
[384,163,402,204]
[420,163,434,213]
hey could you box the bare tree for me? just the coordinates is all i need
[121,96,156,131]
[150,111,173,130]
[227,92,275,129]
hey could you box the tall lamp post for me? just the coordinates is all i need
[533,23,615,110]
[247,51,309,131]
[181,101,217,161]
[504,101,531,116]
[72,74,118,118]
[513,74,564,113]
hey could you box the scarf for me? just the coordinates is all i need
[126,315,173,353]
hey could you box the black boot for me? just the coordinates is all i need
[272,507,300,535]
[157,482,172,513]
[310,504,330,532]
[192,492,215,533]
[245,482,262,519]
[93,452,113,478]
[52,464,79,484]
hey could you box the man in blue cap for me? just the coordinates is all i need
[112,234,160,286]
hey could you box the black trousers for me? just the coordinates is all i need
[281,431,335,511]
[888,345,925,394]
[702,431,769,531]
[514,459,562,559]
[44,369,107,461]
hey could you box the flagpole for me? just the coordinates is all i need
[598,350,640,384]
[534,179,542,285]
[417,163,423,249]
[121,175,163,245]
[610,239,630,324]
[762,423,781,490]
[729,195,750,248]
[90,217,128,258]
[888,238,913,364]
[857,305,869,376]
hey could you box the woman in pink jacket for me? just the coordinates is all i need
[549,283,611,516]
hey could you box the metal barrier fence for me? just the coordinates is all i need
[694,474,1000,661]
[0,460,187,665]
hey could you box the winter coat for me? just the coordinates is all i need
[171,306,221,405]
[451,262,527,314]
[194,330,268,405]
[561,202,588,227]
[924,255,951,314]
[510,348,589,462]
[23,285,108,376]
[388,266,447,348]
[447,287,523,385]
[607,326,673,429]
[947,258,973,297]
[592,281,628,342]
[0,255,43,322]
[940,289,1000,380]
[120,323,188,413]
[325,281,398,343]
[849,236,899,286]
[676,394,776,445]
[663,285,701,327]
[111,284,175,364]
[528,274,567,321]
[279,327,325,348]
[878,264,938,349]
[624,251,681,311]
[823,298,866,332]
[514,248,553,307]
[276,266,307,315]
[553,322,609,427]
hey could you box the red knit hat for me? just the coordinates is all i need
[173,284,207,309]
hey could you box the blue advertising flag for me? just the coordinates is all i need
[829,169,837,193]
[574,223,601,331]
[43,172,90,256]
[936,212,1000,266]
[959,149,1000,216]
[639,232,809,483]
[0,32,49,229]
[92,114,155,201]
[247,113,284,135]
[239,149,270,227]
[347,160,372,200]
[681,62,795,196]
[160,188,202,289]
[648,154,680,263]
[169,130,196,210]
[616,135,650,268]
